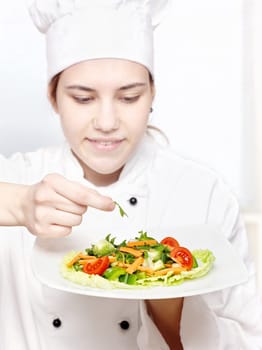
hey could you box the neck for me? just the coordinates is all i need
[85,169,122,186]
[75,154,123,186]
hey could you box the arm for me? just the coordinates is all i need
[146,298,184,350]
[0,174,115,237]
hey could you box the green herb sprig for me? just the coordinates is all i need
[114,201,128,218]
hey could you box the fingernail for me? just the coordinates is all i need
[109,201,116,210]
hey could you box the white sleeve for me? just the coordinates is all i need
[0,146,62,184]
[0,153,27,183]
[180,180,262,349]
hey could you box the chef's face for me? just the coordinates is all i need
[50,58,154,186]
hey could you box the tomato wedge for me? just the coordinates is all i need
[170,247,193,270]
[83,256,110,275]
[160,237,180,249]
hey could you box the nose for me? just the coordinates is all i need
[93,100,119,132]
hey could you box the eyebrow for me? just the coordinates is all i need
[65,82,147,92]
[118,83,147,91]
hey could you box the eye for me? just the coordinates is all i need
[73,96,94,104]
[120,95,140,104]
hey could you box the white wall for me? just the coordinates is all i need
[153,0,248,208]
[250,0,262,211]
[244,0,262,295]
[0,0,64,155]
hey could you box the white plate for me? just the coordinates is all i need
[31,225,248,299]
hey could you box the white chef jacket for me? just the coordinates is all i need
[0,135,261,350]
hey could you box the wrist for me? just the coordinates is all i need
[8,184,29,226]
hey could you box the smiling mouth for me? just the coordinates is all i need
[87,138,124,151]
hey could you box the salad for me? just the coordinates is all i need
[61,231,215,289]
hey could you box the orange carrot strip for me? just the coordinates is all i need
[171,266,186,274]
[119,246,143,258]
[81,256,97,260]
[164,263,172,268]
[109,256,116,263]
[79,254,96,260]
[153,266,185,276]
[127,239,158,247]
[126,257,144,274]
[153,268,173,276]
[114,262,129,268]
[66,252,82,267]
[136,266,154,274]
[78,258,97,265]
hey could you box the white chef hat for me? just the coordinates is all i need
[28,0,169,82]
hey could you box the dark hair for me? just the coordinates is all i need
[49,73,60,106]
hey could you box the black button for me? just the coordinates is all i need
[129,197,137,205]
[52,318,62,328]
[119,320,130,330]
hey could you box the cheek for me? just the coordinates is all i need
[127,105,149,132]
[59,114,82,144]
[127,115,148,140]
[58,103,86,134]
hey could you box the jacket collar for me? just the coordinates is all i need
[62,134,159,197]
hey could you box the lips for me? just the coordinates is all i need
[93,140,118,145]
[87,138,124,151]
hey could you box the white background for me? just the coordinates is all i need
[0,0,261,212]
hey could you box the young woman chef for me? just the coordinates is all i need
[0,1,261,349]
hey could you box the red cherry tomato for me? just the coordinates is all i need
[160,237,180,249]
[170,247,193,270]
[83,256,110,275]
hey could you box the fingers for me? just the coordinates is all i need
[28,208,84,238]
[49,209,83,227]
[42,174,115,211]
[34,185,87,215]
[41,224,72,238]
[45,192,88,216]
[24,173,117,238]
[55,201,87,216]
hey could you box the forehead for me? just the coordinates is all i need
[59,58,150,88]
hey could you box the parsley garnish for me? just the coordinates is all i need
[114,201,128,218]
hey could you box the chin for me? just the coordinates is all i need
[85,157,124,173]
[94,164,124,176]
